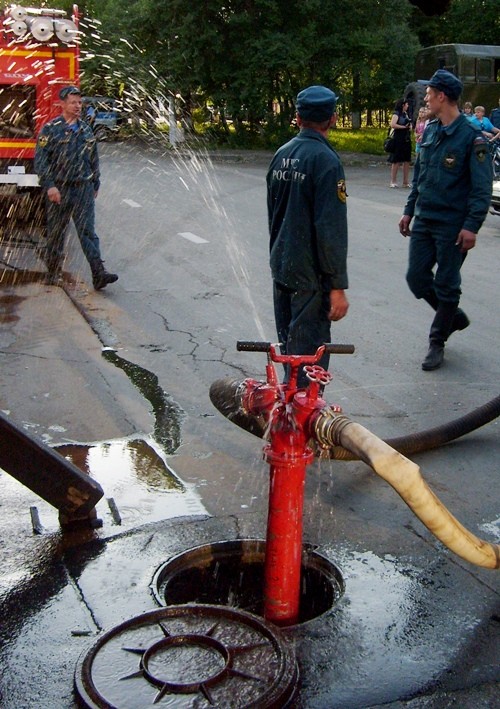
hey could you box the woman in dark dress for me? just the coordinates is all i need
[388,98,412,188]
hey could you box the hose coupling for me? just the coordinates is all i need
[313,408,353,447]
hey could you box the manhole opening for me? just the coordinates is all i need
[151,539,344,627]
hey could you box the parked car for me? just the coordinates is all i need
[82,96,123,140]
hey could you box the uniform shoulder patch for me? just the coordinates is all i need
[337,179,347,203]
[37,135,49,148]
[473,136,488,162]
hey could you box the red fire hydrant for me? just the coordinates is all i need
[236,342,349,626]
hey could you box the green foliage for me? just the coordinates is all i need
[72,0,499,147]
[410,0,500,46]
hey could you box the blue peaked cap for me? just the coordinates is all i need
[428,70,462,101]
[296,85,338,122]
[59,85,81,100]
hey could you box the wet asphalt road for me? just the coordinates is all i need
[0,141,499,707]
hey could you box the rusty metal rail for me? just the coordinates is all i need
[0,410,103,519]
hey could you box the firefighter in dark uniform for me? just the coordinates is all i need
[399,70,492,371]
[35,86,118,289]
[267,85,349,387]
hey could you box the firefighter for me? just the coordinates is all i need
[35,86,118,289]
[399,70,492,371]
[267,85,349,387]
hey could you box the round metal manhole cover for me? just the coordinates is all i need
[74,604,298,708]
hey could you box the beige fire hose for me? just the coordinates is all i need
[313,409,500,570]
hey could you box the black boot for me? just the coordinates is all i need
[422,289,439,310]
[90,259,118,290]
[422,301,458,371]
[422,291,469,337]
[43,249,64,286]
[45,269,63,286]
[449,308,470,335]
[422,342,444,371]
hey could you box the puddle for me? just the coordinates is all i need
[102,349,184,455]
[23,435,207,532]
[57,438,184,491]
[0,293,24,323]
[28,345,203,531]
[56,436,206,528]
[0,284,205,531]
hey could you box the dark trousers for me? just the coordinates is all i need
[406,217,466,304]
[273,282,331,387]
[45,182,102,270]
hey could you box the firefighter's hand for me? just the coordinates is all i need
[47,187,61,204]
[328,289,349,322]
[456,228,476,253]
[399,214,412,236]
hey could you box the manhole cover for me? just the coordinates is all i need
[75,604,298,708]
[151,539,344,626]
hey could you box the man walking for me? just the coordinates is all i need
[35,86,118,289]
[267,85,349,387]
[399,70,492,371]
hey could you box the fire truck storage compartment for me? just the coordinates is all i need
[0,5,80,249]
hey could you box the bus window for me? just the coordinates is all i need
[461,57,476,83]
[477,59,493,83]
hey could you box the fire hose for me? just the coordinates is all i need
[209,377,500,461]
[312,409,499,569]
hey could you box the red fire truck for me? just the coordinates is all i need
[0,4,80,247]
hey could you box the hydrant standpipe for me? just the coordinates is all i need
[235,342,352,625]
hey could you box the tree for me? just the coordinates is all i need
[107,0,420,135]
[409,0,500,46]
[73,0,498,142]
[435,0,499,45]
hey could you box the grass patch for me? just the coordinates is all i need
[138,119,390,156]
[201,125,389,155]
[328,127,387,155]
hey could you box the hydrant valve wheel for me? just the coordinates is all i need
[304,365,332,385]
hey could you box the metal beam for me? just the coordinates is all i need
[0,410,104,517]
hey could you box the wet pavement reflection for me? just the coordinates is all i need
[54,436,207,530]
[0,273,207,533]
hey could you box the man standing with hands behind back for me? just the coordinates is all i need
[267,85,349,388]
[399,70,492,371]
[35,85,118,290]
